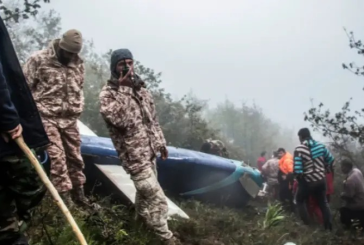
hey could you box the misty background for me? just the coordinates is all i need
[43,0,364,138]
[3,0,364,164]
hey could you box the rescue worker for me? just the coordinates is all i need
[0,16,49,245]
[213,140,229,158]
[257,151,267,172]
[277,148,294,210]
[261,151,279,199]
[201,139,229,158]
[99,49,179,245]
[293,128,333,230]
[22,29,91,207]
[340,159,364,230]
[305,165,334,224]
[200,141,212,154]
[293,155,335,224]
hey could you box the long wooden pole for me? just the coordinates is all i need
[15,136,88,245]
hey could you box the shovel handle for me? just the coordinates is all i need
[15,136,88,245]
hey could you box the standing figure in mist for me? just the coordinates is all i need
[23,29,94,208]
[200,139,229,158]
[293,128,334,230]
[261,151,280,200]
[99,49,180,245]
[277,148,294,211]
[256,151,267,172]
[339,159,364,230]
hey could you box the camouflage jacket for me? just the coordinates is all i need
[206,139,229,158]
[261,157,279,186]
[23,39,85,128]
[99,78,166,175]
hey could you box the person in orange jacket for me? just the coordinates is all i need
[277,148,294,211]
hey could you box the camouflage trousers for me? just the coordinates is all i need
[0,153,46,243]
[131,165,173,241]
[43,120,86,193]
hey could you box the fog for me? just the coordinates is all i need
[44,0,364,139]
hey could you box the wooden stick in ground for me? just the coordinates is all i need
[15,136,88,245]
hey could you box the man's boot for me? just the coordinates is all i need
[71,186,100,210]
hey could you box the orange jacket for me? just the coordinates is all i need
[279,152,293,175]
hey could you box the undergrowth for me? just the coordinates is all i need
[26,195,363,245]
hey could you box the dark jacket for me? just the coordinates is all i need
[0,16,49,158]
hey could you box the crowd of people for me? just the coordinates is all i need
[260,128,364,231]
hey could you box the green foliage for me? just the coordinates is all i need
[262,202,285,230]
[170,200,353,245]
[27,195,159,245]
[26,195,359,245]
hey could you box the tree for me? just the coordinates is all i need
[206,100,296,164]
[304,29,364,165]
[0,0,49,23]
[7,3,296,163]
[6,8,61,63]
[5,4,218,151]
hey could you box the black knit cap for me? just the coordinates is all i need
[110,49,133,78]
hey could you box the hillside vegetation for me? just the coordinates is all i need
[2,1,364,245]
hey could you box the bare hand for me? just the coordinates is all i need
[118,67,133,84]
[160,146,168,160]
[2,124,23,143]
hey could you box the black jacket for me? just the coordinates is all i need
[0,16,49,158]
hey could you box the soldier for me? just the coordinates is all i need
[0,16,49,245]
[201,139,229,158]
[23,29,91,207]
[261,151,279,200]
[213,140,229,158]
[99,49,179,245]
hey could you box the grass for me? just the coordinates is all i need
[26,194,363,245]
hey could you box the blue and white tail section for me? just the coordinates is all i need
[77,120,264,209]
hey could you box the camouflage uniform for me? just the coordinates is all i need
[0,153,46,243]
[100,73,173,242]
[205,139,229,158]
[23,39,86,194]
[132,165,171,240]
[261,157,279,199]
